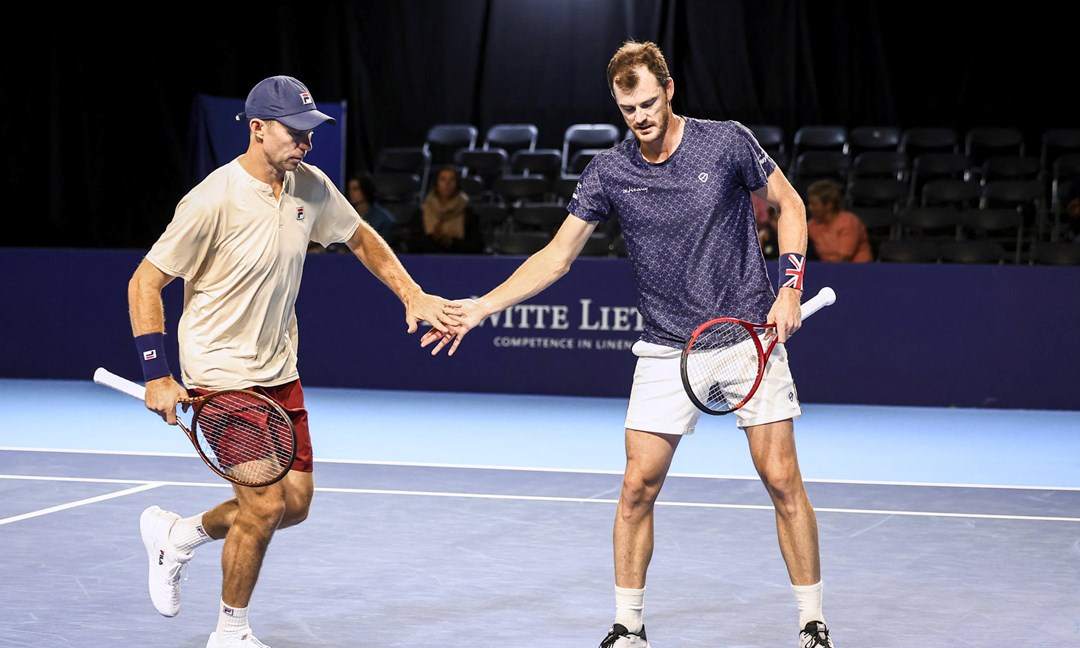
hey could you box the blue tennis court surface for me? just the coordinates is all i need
[2,378,1078,647]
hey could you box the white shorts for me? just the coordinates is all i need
[624,340,802,435]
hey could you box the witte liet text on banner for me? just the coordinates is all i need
[475,298,642,352]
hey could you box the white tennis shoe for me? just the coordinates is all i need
[139,505,193,617]
[206,630,270,647]
[598,623,650,647]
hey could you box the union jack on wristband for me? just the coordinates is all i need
[779,253,805,291]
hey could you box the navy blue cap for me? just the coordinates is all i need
[235,75,335,130]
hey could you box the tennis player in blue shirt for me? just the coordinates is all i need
[422,40,834,648]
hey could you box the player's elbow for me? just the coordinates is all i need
[532,243,575,281]
[127,264,151,304]
[551,255,574,279]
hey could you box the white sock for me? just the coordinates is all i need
[614,585,645,633]
[216,599,250,635]
[792,581,825,628]
[169,513,213,553]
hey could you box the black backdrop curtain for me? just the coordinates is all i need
[5,0,1071,248]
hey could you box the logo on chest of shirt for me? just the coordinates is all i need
[698,172,709,183]
[296,206,305,221]
[623,186,649,194]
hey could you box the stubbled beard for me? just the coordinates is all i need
[638,95,670,141]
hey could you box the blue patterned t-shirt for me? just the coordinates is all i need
[567,118,777,347]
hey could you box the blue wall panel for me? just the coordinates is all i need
[2,249,1077,410]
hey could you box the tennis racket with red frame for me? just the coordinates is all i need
[93,367,297,487]
[680,286,836,415]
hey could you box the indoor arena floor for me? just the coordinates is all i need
[1,378,1078,647]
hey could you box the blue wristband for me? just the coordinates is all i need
[135,332,172,382]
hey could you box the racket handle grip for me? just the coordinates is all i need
[800,286,836,320]
[93,367,147,400]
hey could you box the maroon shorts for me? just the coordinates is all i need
[190,379,314,473]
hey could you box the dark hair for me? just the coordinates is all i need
[607,40,671,96]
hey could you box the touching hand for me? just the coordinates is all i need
[420,298,484,356]
[405,292,464,335]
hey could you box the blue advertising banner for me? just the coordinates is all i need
[294,253,644,398]
[1,248,1078,410]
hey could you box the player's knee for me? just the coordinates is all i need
[281,499,311,527]
[276,486,313,528]
[760,471,804,509]
[620,476,660,511]
[263,500,289,527]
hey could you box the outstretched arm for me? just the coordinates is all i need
[345,219,461,334]
[755,165,807,343]
[422,215,599,356]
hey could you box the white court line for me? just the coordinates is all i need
[2,474,1078,524]
[0,482,163,526]
[0,446,197,459]
[3,447,1079,491]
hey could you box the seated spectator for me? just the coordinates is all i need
[348,174,399,244]
[805,179,873,262]
[411,165,482,253]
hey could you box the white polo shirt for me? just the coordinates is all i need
[146,158,360,390]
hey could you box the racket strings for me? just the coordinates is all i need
[684,321,764,412]
[194,392,295,485]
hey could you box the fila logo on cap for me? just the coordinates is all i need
[300,92,313,106]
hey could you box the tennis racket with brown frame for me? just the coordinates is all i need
[680,286,836,415]
[93,367,296,487]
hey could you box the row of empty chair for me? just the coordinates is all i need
[376,124,1079,233]
[374,122,628,201]
[362,122,1080,264]
[857,205,1062,265]
[371,195,1079,265]
[750,125,1080,176]
[753,125,1080,248]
